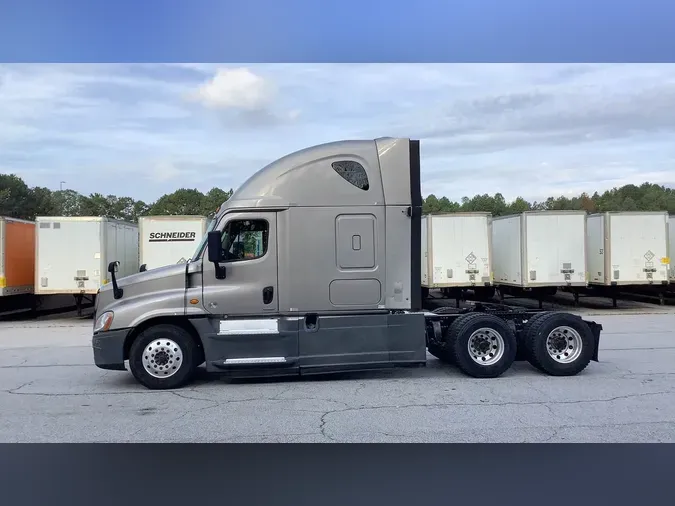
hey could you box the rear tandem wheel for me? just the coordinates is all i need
[444,313,518,378]
[522,312,595,376]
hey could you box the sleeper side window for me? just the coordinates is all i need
[331,160,370,191]
[220,219,268,262]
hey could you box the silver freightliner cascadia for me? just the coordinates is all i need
[92,138,603,390]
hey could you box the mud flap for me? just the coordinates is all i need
[584,320,603,362]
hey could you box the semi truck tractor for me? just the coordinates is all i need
[92,138,602,390]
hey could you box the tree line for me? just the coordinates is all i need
[0,174,234,222]
[2,173,675,223]
[423,182,675,216]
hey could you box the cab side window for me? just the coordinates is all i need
[221,219,268,262]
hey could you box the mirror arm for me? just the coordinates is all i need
[214,263,226,280]
[107,261,123,299]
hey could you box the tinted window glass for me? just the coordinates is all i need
[331,160,369,191]
[221,219,268,261]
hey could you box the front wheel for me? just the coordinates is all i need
[129,324,200,390]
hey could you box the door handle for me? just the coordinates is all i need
[262,286,274,305]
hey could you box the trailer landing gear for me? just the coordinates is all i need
[73,293,96,317]
[74,294,84,317]
[572,289,580,307]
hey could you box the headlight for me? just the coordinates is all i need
[93,311,114,333]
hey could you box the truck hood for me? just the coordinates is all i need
[97,262,190,312]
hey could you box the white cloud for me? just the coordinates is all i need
[150,160,182,183]
[1,63,675,203]
[192,67,274,110]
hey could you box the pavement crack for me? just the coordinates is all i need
[542,428,560,443]
[319,410,337,442]
[4,389,154,397]
[621,371,675,378]
[0,363,92,369]
[213,432,321,443]
[7,380,35,394]
[604,346,675,351]
[269,385,294,401]
[127,400,220,438]
[543,403,556,417]
[309,390,675,431]
[372,431,410,439]
[167,400,221,425]
[169,391,215,402]
[3,387,219,399]
[353,382,368,396]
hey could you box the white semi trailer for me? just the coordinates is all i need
[92,138,603,390]
[421,212,494,305]
[587,211,669,286]
[35,216,139,314]
[491,211,588,307]
[138,215,208,272]
[669,215,674,282]
[585,211,670,306]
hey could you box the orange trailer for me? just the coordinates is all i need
[0,217,35,297]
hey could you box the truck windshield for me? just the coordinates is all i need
[190,217,218,261]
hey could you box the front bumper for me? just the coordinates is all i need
[92,328,131,371]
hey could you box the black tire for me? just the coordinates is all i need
[129,324,200,390]
[524,312,594,376]
[517,311,551,361]
[446,313,517,378]
[427,342,453,364]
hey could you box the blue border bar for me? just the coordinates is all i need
[0,443,671,504]
[1,0,674,62]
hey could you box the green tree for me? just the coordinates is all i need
[132,200,150,221]
[622,196,638,211]
[149,188,206,215]
[4,171,675,224]
[0,174,32,218]
[201,187,234,217]
[51,189,87,216]
[507,197,532,214]
[25,186,59,219]
[423,194,442,214]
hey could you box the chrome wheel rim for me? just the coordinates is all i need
[546,326,583,364]
[142,338,184,379]
[467,327,505,366]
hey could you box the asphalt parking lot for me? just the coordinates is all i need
[1,308,674,442]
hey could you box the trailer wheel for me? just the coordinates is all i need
[524,312,594,376]
[446,313,517,378]
[128,324,199,390]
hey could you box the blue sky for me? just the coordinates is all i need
[2,63,675,204]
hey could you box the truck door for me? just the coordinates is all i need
[199,211,299,368]
[202,211,280,314]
